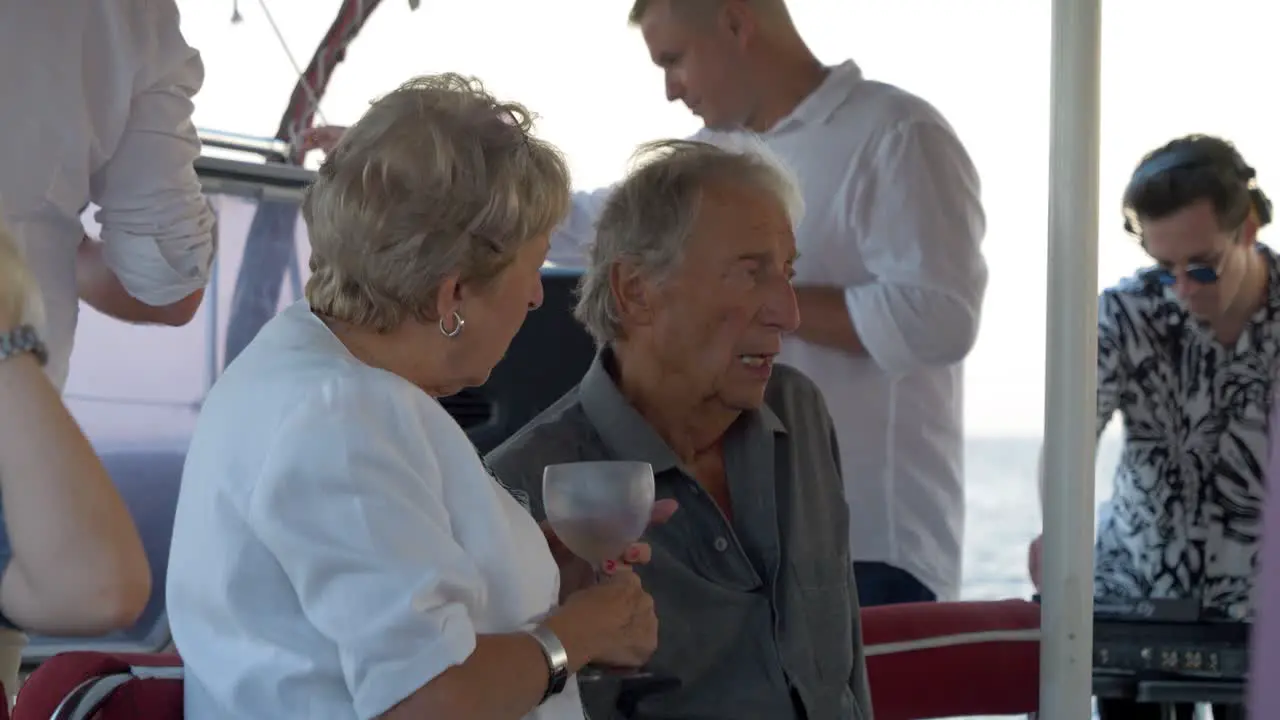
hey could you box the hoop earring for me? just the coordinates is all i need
[439,310,465,338]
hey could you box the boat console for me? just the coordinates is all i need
[1035,595,1250,707]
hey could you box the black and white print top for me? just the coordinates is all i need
[1094,244,1280,618]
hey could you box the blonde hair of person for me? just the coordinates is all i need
[302,73,572,332]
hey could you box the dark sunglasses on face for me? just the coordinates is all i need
[1153,263,1221,286]
[1146,229,1243,288]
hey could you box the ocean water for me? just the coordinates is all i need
[959,434,1123,601]
[948,434,1124,719]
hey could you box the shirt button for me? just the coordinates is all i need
[714,537,729,552]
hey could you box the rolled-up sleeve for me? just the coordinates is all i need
[845,119,987,375]
[89,1,215,306]
[246,384,482,720]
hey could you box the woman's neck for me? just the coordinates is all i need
[321,314,459,396]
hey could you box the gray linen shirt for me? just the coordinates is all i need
[486,350,873,720]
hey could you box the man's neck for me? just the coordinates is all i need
[609,345,738,465]
[1211,250,1270,345]
[744,44,829,133]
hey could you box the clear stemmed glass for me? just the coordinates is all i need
[543,460,656,682]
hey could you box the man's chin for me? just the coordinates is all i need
[723,388,769,412]
[1185,304,1217,322]
[699,116,736,132]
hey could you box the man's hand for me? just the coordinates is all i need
[792,285,866,355]
[1028,534,1043,592]
[76,236,203,326]
[544,498,679,602]
[299,125,349,156]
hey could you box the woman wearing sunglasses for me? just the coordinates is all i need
[1027,134,1274,720]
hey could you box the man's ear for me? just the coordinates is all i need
[1241,211,1261,246]
[610,261,657,328]
[721,0,759,47]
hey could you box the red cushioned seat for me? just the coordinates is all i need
[11,602,1042,720]
[862,599,1042,719]
[13,652,182,720]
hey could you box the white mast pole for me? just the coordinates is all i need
[1039,0,1103,716]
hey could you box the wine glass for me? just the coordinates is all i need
[543,460,655,681]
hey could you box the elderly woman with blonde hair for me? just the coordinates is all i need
[166,74,661,720]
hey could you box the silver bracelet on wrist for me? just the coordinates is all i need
[526,624,570,704]
[0,324,47,367]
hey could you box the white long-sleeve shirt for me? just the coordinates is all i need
[0,0,216,388]
[549,61,987,600]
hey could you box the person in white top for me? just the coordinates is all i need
[300,0,987,606]
[0,0,216,388]
[626,0,987,607]
[167,74,665,720]
[594,0,988,605]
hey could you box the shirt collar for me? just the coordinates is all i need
[769,59,863,134]
[577,348,786,474]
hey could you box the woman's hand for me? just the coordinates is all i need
[546,566,659,670]
[543,498,679,600]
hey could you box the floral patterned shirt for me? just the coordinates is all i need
[1093,245,1280,618]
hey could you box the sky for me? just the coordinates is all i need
[69,0,1280,439]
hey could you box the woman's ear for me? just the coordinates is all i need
[434,273,463,321]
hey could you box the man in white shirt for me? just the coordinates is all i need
[0,0,217,388]
[606,0,988,605]
[301,0,987,605]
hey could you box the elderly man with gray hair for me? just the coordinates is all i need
[487,138,872,720]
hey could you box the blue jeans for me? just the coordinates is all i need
[853,561,937,607]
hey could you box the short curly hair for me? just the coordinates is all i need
[302,73,571,332]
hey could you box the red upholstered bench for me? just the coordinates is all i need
[13,652,182,720]
[862,599,1042,719]
[10,602,1043,720]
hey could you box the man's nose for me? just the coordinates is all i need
[1173,273,1198,301]
[665,76,683,103]
[764,278,801,333]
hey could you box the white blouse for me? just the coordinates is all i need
[167,301,583,720]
